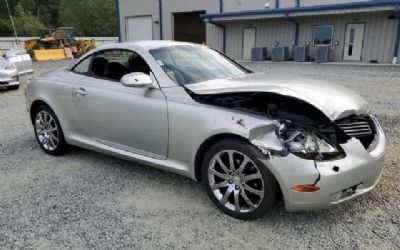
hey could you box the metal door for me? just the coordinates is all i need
[126,16,153,42]
[344,23,365,61]
[242,28,256,60]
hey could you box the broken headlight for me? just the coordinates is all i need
[277,124,344,160]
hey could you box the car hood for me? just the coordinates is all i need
[185,73,368,121]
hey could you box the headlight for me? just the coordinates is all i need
[5,63,16,70]
[277,124,344,160]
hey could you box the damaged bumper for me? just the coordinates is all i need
[260,117,385,212]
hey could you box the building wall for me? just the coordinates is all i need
[224,19,294,59]
[224,12,398,63]
[119,0,160,41]
[300,0,368,6]
[118,0,224,51]
[297,12,398,63]
[223,0,274,11]
[118,0,399,63]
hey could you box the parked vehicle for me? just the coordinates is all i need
[0,58,19,90]
[25,41,385,220]
[5,49,34,75]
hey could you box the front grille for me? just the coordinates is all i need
[337,116,373,138]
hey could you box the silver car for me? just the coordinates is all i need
[25,41,385,220]
[0,58,19,90]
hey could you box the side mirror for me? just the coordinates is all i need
[121,72,153,88]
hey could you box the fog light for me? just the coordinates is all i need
[291,184,320,192]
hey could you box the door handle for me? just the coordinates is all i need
[73,87,87,96]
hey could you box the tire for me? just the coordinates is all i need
[202,138,278,220]
[33,105,69,155]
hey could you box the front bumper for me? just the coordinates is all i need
[0,69,20,89]
[261,117,385,212]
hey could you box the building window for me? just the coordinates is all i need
[313,25,334,46]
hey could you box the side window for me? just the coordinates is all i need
[313,25,334,46]
[87,50,151,81]
[72,55,92,74]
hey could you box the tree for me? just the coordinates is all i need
[13,3,45,36]
[0,18,12,36]
[59,0,116,36]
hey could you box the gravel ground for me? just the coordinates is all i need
[0,60,399,249]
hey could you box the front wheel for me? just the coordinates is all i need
[33,105,69,155]
[202,138,278,220]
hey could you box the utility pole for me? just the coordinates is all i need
[4,0,18,39]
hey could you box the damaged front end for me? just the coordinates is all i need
[189,90,385,211]
[189,91,360,160]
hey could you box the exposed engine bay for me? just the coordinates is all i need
[189,91,376,161]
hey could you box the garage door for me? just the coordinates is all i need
[126,16,153,42]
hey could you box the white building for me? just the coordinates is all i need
[117,0,400,63]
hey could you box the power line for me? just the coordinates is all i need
[4,0,18,39]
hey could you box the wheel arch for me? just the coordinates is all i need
[194,133,249,182]
[30,99,52,124]
[194,132,284,202]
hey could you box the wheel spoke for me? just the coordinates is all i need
[36,120,45,129]
[238,157,250,174]
[220,187,233,205]
[50,134,59,142]
[240,190,256,208]
[39,113,46,125]
[210,168,230,180]
[228,151,235,171]
[44,113,50,122]
[211,180,228,190]
[234,190,240,212]
[215,156,230,174]
[48,117,55,127]
[49,136,57,148]
[242,172,262,182]
[244,184,263,197]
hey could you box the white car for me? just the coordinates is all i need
[0,58,19,90]
[25,41,385,220]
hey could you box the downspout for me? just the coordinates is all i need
[393,4,400,64]
[206,0,226,53]
[115,0,121,42]
[159,0,163,40]
[295,0,300,8]
[275,0,280,9]
[208,18,226,53]
[285,12,299,47]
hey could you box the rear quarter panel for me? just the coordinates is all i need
[27,70,81,138]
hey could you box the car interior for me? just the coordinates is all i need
[88,52,150,81]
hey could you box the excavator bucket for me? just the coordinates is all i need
[32,49,66,61]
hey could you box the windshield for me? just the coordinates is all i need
[149,45,251,85]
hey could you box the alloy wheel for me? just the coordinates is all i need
[208,150,264,213]
[35,110,60,151]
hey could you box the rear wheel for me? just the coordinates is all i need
[202,138,278,220]
[33,105,68,155]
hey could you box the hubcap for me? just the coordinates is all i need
[35,111,59,151]
[208,150,264,213]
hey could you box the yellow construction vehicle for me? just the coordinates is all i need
[25,27,95,61]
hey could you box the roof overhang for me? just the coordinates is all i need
[201,0,400,23]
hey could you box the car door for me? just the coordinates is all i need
[71,49,169,159]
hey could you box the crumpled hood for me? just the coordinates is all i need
[186,73,369,121]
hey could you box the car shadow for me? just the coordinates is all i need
[2,134,380,224]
